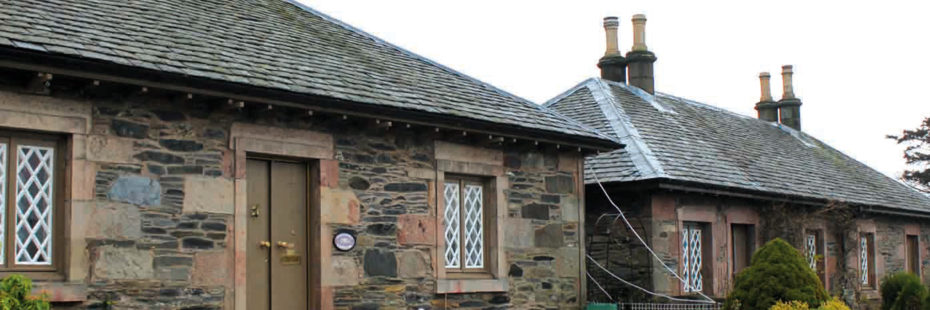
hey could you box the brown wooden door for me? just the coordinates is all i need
[247,159,309,310]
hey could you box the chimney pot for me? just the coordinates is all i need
[781,65,795,99]
[603,17,620,56]
[625,14,657,94]
[597,16,627,83]
[759,72,773,102]
[755,72,778,122]
[631,14,648,52]
[777,65,802,130]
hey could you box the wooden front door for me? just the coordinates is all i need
[246,159,309,310]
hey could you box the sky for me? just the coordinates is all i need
[300,0,930,179]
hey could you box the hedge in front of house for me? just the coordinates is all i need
[881,272,926,310]
[724,238,829,310]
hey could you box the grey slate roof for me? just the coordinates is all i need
[546,78,930,213]
[0,0,614,145]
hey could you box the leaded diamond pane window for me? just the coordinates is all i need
[682,222,704,293]
[15,145,54,265]
[860,233,875,287]
[443,176,489,273]
[807,234,817,271]
[443,182,461,268]
[0,133,62,271]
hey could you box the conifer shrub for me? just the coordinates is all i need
[0,274,50,310]
[882,272,924,310]
[891,280,926,310]
[724,238,829,310]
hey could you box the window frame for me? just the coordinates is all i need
[806,229,825,284]
[0,129,67,277]
[860,233,876,288]
[731,223,755,278]
[681,221,711,294]
[442,175,492,277]
[907,234,920,275]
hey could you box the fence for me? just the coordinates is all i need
[588,303,721,310]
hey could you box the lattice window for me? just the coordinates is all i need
[0,143,6,263]
[463,184,484,268]
[443,182,461,268]
[806,234,817,271]
[682,222,704,293]
[860,235,871,285]
[14,145,54,265]
[443,176,489,272]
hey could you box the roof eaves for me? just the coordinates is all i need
[588,79,667,178]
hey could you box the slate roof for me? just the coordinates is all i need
[546,78,930,213]
[0,0,615,146]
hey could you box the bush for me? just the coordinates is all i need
[770,300,810,310]
[0,274,50,310]
[725,238,828,310]
[768,297,850,310]
[819,297,851,310]
[892,280,926,310]
[882,272,925,310]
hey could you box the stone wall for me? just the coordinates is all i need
[584,189,930,306]
[0,89,586,309]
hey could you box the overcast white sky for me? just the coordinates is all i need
[300,0,930,179]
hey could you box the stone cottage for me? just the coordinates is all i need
[547,15,930,306]
[0,0,622,309]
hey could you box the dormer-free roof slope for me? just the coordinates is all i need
[0,0,616,148]
[547,78,930,213]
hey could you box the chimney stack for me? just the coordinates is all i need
[626,14,657,94]
[754,72,778,122]
[777,65,802,130]
[597,17,627,83]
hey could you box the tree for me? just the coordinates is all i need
[888,117,930,193]
[724,238,828,310]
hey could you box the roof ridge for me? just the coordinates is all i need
[283,0,556,116]
[588,79,666,178]
[543,78,598,108]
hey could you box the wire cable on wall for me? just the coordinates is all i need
[586,254,715,304]
[587,166,717,303]
[587,270,614,302]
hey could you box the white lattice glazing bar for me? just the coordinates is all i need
[807,234,817,271]
[463,184,483,268]
[443,182,461,268]
[0,143,6,263]
[689,226,703,292]
[14,145,54,265]
[860,236,869,285]
[681,223,703,293]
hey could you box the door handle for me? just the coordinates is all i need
[276,241,293,249]
[259,241,271,249]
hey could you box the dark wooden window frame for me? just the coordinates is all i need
[443,174,494,278]
[907,234,920,275]
[0,129,67,279]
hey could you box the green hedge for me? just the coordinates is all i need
[725,238,828,310]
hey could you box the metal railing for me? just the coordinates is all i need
[618,303,721,310]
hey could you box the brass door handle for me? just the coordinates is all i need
[259,241,271,249]
[276,241,293,249]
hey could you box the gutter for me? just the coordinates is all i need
[601,178,930,218]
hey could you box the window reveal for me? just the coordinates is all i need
[682,222,703,293]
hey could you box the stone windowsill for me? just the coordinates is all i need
[436,278,508,294]
[33,282,86,303]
